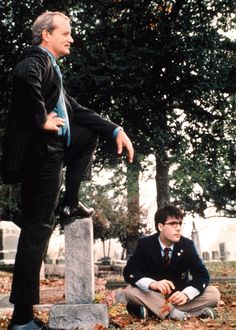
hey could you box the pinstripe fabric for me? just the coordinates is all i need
[10,141,64,304]
[63,125,98,206]
[3,46,118,305]
[1,47,59,184]
[9,126,98,303]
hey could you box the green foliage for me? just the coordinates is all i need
[0,0,78,219]
[0,1,235,220]
[66,0,236,215]
[171,95,235,217]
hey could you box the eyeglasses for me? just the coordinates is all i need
[163,221,183,228]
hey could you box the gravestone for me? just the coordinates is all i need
[219,242,227,261]
[0,221,20,268]
[212,250,219,260]
[49,218,109,330]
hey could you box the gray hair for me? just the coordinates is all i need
[32,11,70,46]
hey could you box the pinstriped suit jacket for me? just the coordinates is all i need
[1,46,118,183]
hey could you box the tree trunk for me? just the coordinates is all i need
[126,160,140,258]
[127,161,140,223]
[102,239,106,258]
[107,239,111,258]
[155,153,170,209]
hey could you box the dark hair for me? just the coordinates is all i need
[154,205,184,232]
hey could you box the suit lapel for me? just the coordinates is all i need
[169,238,185,271]
[148,235,186,273]
[146,234,162,267]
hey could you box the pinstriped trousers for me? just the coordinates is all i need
[63,126,98,207]
[10,126,98,304]
[124,284,221,319]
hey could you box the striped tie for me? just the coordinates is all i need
[163,248,171,267]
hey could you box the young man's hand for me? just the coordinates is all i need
[168,291,189,305]
[149,279,175,296]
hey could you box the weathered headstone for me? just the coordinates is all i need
[0,221,20,268]
[49,218,109,330]
[212,250,219,260]
[219,242,227,261]
[202,251,210,261]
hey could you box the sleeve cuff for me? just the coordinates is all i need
[135,277,155,292]
[113,126,123,138]
[182,286,200,300]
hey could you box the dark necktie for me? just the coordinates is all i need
[163,248,171,267]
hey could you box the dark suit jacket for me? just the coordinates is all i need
[123,233,209,294]
[1,46,118,183]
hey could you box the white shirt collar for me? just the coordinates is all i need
[158,235,174,251]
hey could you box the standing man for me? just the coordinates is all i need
[1,11,133,330]
[123,205,220,321]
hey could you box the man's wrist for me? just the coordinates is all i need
[113,126,123,138]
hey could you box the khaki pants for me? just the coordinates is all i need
[124,285,220,319]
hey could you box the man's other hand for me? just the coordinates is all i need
[116,130,134,163]
[42,112,65,132]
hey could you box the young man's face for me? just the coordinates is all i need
[42,15,74,58]
[158,216,183,246]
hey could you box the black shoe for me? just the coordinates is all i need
[187,307,217,320]
[126,302,154,319]
[59,201,95,225]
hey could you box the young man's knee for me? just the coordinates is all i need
[207,286,221,306]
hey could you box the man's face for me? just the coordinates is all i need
[158,216,183,246]
[42,15,74,58]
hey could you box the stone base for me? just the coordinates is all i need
[49,303,109,330]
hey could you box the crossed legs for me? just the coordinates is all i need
[124,284,220,320]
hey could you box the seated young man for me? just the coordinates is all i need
[123,205,220,321]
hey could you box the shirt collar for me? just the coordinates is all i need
[38,46,57,66]
[158,235,174,251]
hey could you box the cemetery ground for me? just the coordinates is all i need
[0,262,236,329]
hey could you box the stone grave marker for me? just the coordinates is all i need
[49,217,109,330]
[0,221,20,268]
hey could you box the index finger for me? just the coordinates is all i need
[127,144,134,163]
[166,280,175,290]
